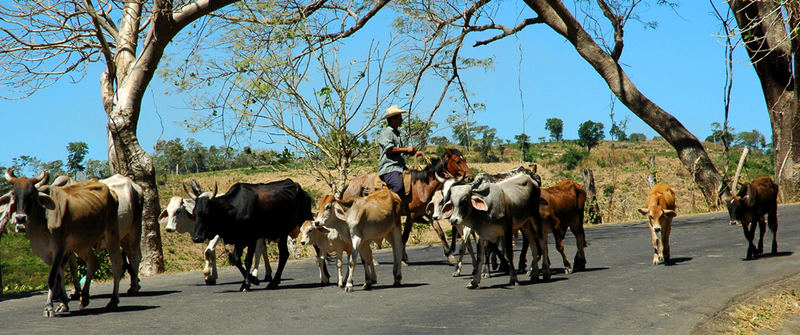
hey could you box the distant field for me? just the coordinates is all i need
[1,139,775,293]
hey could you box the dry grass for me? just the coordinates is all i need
[726,289,800,334]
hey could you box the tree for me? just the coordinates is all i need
[545,118,564,142]
[0,0,247,275]
[474,125,499,162]
[735,130,767,152]
[705,122,735,147]
[722,1,800,196]
[609,114,629,141]
[66,142,89,177]
[447,115,478,148]
[514,133,531,161]
[578,121,605,153]
[629,133,647,142]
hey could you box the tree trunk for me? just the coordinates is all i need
[647,155,657,188]
[583,168,602,224]
[730,1,800,198]
[525,0,726,204]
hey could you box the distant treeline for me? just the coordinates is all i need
[152,138,295,175]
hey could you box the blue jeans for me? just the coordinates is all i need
[379,171,404,196]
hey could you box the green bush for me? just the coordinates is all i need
[559,148,588,170]
[1,233,48,294]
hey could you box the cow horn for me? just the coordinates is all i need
[211,182,218,198]
[4,168,16,181]
[34,170,49,188]
[183,183,196,200]
[190,179,203,196]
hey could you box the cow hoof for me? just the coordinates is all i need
[204,278,217,285]
[44,306,56,318]
[69,291,81,301]
[56,303,69,313]
[401,260,409,267]
[338,282,345,288]
[509,278,519,286]
[240,284,251,292]
[393,281,401,287]
[452,271,461,277]
[249,275,260,286]
[80,295,90,309]
[363,283,372,290]
[542,270,551,281]
[106,297,119,310]
[267,281,280,290]
[345,284,353,292]
[481,273,490,279]
[564,267,573,275]
[126,286,140,296]
[263,274,273,283]
[466,282,479,289]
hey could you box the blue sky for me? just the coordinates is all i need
[0,1,769,166]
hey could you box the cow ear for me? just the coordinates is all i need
[637,208,648,215]
[441,202,454,219]
[334,203,347,221]
[158,210,169,223]
[0,193,10,206]
[471,196,488,211]
[425,201,435,216]
[39,193,56,210]
[663,209,677,218]
[539,198,549,206]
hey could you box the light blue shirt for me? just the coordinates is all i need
[377,126,406,175]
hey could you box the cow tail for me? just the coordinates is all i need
[576,184,588,248]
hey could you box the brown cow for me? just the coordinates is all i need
[0,169,123,317]
[313,190,403,292]
[725,176,779,260]
[535,179,588,274]
[638,183,676,265]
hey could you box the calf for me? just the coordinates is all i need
[1,169,123,317]
[426,189,476,277]
[299,219,353,287]
[441,172,544,289]
[638,183,677,265]
[159,190,274,285]
[313,189,403,292]
[191,179,312,291]
[725,177,779,260]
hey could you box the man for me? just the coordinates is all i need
[377,105,417,196]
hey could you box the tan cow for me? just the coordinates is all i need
[312,190,403,292]
[299,219,353,287]
[533,179,588,274]
[1,169,123,317]
[638,183,677,265]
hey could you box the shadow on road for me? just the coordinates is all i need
[665,257,693,266]
[742,251,793,261]
[59,304,159,317]
[0,290,44,302]
[93,290,181,299]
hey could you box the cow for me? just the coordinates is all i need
[426,189,476,277]
[313,189,404,292]
[299,219,353,287]
[519,179,588,275]
[441,171,545,289]
[190,179,312,291]
[724,177,779,260]
[0,169,123,317]
[159,185,275,285]
[638,183,677,265]
[99,174,143,295]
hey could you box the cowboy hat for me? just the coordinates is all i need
[381,105,407,120]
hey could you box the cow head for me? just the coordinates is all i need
[3,168,52,231]
[724,182,754,226]
[191,183,218,243]
[160,196,196,233]
[299,219,329,246]
[637,206,676,236]
[440,183,485,227]
[313,194,348,227]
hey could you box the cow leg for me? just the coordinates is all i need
[123,236,141,295]
[79,249,98,309]
[336,246,346,288]
[65,255,81,300]
[453,226,472,277]
[555,232,572,274]
[346,236,363,292]
[572,224,588,271]
[742,222,758,260]
[649,224,660,265]
[361,244,375,290]
[267,236,290,289]
[313,245,330,286]
[503,224,519,286]
[769,208,778,254]
[203,235,221,285]
[447,223,461,263]
[243,242,260,286]
[401,216,413,264]
[521,224,541,283]
[255,238,273,283]
[45,250,68,317]
[467,237,485,289]
[250,239,262,281]
[106,242,124,310]
[518,233,528,274]
[391,229,403,287]
[228,246,251,291]
[431,218,451,257]
[756,219,767,256]
[662,223,671,265]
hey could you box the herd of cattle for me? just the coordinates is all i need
[0,149,781,317]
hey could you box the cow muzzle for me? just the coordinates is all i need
[165,226,176,233]
[13,213,27,224]
[15,223,26,233]
[653,226,661,234]
[191,235,204,243]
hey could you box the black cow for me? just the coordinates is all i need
[724,176,779,260]
[190,179,312,291]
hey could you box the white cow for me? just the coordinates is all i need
[99,174,143,295]
[159,194,278,285]
[299,219,352,287]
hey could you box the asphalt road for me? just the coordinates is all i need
[2,205,800,334]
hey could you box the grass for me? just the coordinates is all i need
[727,289,800,334]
